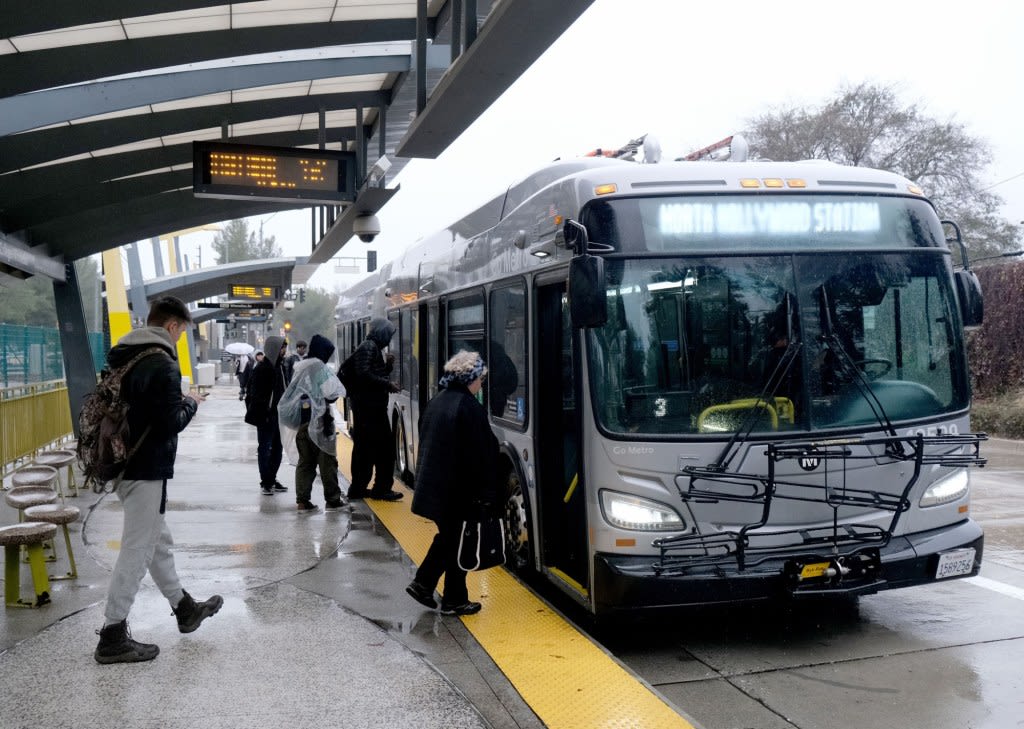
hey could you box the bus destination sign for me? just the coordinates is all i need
[228,285,280,301]
[193,141,356,204]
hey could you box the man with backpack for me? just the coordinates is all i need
[278,334,345,512]
[94,296,223,665]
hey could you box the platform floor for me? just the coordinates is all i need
[0,381,696,729]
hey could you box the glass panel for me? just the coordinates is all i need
[387,310,400,387]
[403,309,416,401]
[587,254,968,436]
[489,283,528,424]
[798,253,968,428]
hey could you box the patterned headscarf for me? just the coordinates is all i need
[438,351,487,390]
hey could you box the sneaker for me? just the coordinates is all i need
[94,620,159,664]
[324,499,348,511]
[439,601,482,616]
[273,481,288,492]
[173,591,224,634]
[405,581,438,609]
[368,489,403,501]
[261,484,274,495]
[297,500,319,513]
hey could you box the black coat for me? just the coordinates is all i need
[245,358,286,426]
[107,327,197,480]
[347,318,395,412]
[411,383,499,523]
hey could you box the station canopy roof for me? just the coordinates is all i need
[0,0,595,283]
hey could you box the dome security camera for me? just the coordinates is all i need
[283,300,295,311]
[353,213,381,243]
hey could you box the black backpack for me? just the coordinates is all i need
[338,352,357,393]
[77,347,166,491]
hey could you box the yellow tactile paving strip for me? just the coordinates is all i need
[337,435,695,729]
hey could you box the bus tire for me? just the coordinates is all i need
[393,416,413,486]
[503,465,532,574]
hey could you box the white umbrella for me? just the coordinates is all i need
[225,342,255,356]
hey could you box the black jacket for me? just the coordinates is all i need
[411,382,499,523]
[245,335,287,427]
[348,318,395,412]
[106,327,197,480]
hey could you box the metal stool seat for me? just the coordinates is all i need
[24,504,81,580]
[34,450,79,498]
[0,522,58,607]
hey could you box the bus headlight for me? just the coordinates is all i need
[919,470,969,508]
[599,490,685,531]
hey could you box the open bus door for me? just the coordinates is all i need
[535,279,590,596]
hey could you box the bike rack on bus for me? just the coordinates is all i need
[652,432,987,590]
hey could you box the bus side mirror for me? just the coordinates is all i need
[954,269,983,327]
[569,254,607,328]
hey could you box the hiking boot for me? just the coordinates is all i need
[440,601,482,616]
[173,590,224,634]
[94,620,159,664]
[273,481,288,492]
[297,500,319,513]
[324,499,348,511]
[405,581,438,609]
[368,489,403,501]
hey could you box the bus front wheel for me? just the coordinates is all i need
[393,417,412,486]
[503,468,532,573]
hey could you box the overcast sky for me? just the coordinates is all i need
[182,0,1024,290]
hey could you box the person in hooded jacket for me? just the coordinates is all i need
[278,334,346,513]
[345,317,403,501]
[405,350,499,616]
[94,296,223,665]
[245,335,288,495]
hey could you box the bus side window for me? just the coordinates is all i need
[488,283,527,424]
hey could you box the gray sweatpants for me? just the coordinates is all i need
[103,479,185,625]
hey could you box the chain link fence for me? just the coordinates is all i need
[0,323,105,388]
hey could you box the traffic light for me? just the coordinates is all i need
[284,321,292,332]
[298,288,306,304]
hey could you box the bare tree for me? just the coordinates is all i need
[745,82,1021,259]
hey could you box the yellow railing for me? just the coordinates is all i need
[1,380,74,478]
[696,397,795,433]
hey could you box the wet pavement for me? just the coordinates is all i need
[0,381,541,729]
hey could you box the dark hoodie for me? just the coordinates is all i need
[348,317,396,411]
[245,335,286,426]
[307,333,335,364]
[107,326,198,480]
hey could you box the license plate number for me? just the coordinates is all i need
[935,548,976,579]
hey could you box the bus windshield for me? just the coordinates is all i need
[587,252,970,436]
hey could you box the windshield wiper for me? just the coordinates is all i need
[817,286,901,444]
[714,338,801,471]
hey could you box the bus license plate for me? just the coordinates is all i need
[799,562,830,580]
[935,548,975,579]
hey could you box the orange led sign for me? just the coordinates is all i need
[193,141,356,204]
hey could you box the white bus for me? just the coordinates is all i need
[336,139,986,615]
